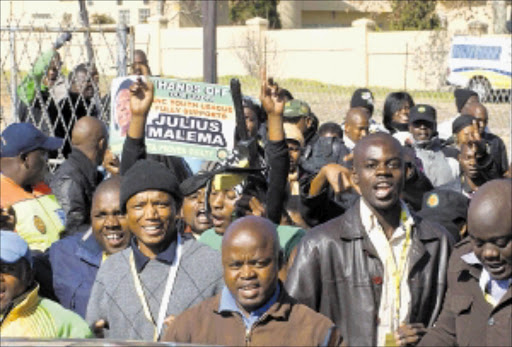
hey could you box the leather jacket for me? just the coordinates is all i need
[285,199,454,346]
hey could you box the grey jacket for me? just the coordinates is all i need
[413,138,458,187]
[85,236,224,341]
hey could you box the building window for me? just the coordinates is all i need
[117,0,123,5]
[87,0,93,5]
[143,0,149,4]
[139,8,150,23]
[119,9,130,25]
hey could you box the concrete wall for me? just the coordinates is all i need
[133,19,454,91]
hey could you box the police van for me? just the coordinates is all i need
[446,35,511,101]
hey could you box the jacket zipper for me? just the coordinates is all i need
[244,312,270,346]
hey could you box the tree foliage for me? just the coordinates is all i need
[390,0,440,31]
[91,13,116,25]
[229,0,281,29]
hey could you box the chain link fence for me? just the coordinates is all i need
[1,20,132,168]
[1,19,510,164]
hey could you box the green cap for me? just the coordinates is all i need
[283,99,311,119]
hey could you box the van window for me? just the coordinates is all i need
[452,44,502,60]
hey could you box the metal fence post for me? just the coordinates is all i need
[10,29,19,122]
[117,24,128,77]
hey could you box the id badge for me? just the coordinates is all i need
[384,332,398,347]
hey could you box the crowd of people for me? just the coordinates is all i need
[1,43,511,347]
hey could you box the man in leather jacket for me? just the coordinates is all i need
[286,133,454,346]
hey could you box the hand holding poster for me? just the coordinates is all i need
[109,77,236,161]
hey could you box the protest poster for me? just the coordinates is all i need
[109,76,236,162]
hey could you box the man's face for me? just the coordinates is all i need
[473,108,488,136]
[0,261,29,314]
[126,190,176,249]
[222,230,279,313]
[291,117,308,135]
[469,219,512,280]
[345,117,369,143]
[353,139,405,211]
[182,187,211,235]
[244,108,260,138]
[456,124,478,145]
[209,187,240,235]
[459,145,479,179]
[46,53,61,87]
[116,89,132,135]
[409,120,434,142]
[91,189,130,255]
[286,140,301,173]
[71,71,94,100]
[23,149,48,187]
[392,102,411,124]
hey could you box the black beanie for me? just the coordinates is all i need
[452,114,476,134]
[120,159,182,213]
[454,89,478,113]
[350,88,374,116]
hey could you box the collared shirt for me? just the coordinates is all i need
[360,198,414,347]
[218,284,281,330]
[130,236,177,273]
[461,251,512,306]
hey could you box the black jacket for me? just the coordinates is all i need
[50,148,102,231]
[285,199,454,346]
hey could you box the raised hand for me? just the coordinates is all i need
[259,68,285,117]
[129,64,153,118]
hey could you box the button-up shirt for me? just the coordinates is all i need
[360,198,414,346]
[218,284,280,330]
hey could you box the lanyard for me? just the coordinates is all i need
[129,233,183,341]
[390,210,412,326]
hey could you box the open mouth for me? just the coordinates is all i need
[485,262,506,275]
[239,283,260,298]
[374,182,393,200]
[211,214,225,227]
[103,231,126,247]
[195,210,210,225]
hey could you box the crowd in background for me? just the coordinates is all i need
[1,35,511,347]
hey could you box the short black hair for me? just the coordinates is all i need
[277,88,294,101]
[383,92,415,132]
[242,96,265,124]
[318,122,343,138]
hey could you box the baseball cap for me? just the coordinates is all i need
[0,231,33,268]
[1,123,63,158]
[409,104,436,125]
[417,189,469,242]
[283,123,305,147]
[283,99,311,119]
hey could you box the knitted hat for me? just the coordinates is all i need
[350,88,374,116]
[409,104,436,125]
[120,159,182,213]
[452,114,477,134]
[454,89,478,113]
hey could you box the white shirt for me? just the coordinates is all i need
[360,199,414,346]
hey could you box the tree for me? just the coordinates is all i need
[229,0,281,29]
[390,0,440,31]
[91,13,116,25]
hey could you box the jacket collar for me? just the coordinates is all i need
[339,198,440,267]
[75,228,104,267]
[214,281,293,321]
[2,284,40,322]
